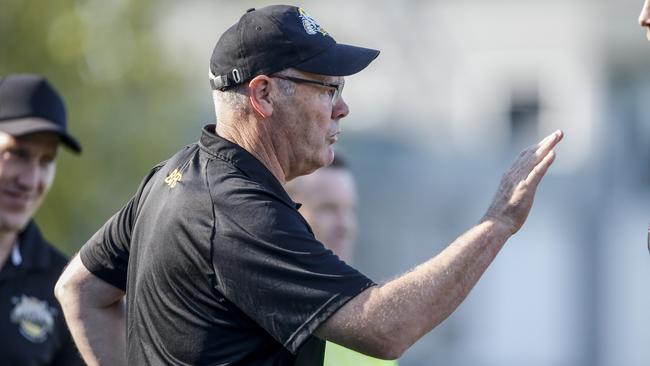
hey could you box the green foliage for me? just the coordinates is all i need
[0,0,200,254]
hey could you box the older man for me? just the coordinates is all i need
[0,74,83,365]
[56,5,563,366]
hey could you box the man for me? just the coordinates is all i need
[55,5,563,366]
[285,155,397,366]
[640,0,650,40]
[0,74,83,365]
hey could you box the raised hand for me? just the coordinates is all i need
[483,130,564,235]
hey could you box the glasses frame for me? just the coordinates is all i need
[271,75,344,104]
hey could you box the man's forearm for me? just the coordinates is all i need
[55,255,127,366]
[63,298,126,366]
[316,219,511,358]
[316,131,562,358]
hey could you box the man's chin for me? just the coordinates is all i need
[0,215,32,234]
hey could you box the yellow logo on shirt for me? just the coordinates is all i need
[10,295,56,343]
[164,168,182,188]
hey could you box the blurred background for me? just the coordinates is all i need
[1,0,649,365]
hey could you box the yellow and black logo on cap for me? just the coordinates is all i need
[298,8,328,36]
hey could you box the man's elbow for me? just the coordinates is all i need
[55,255,89,308]
[55,267,78,307]
[54,255,126,311]
[371,344,406,361]
[361,328,410,360]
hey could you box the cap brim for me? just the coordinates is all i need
[0,118,82,154]
[294,43,380,76]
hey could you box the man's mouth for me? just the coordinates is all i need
[0,190,34,209]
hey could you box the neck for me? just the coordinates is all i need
[0,230,18,271]
[216,119,288,185]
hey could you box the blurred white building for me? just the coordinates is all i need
[156,1,650,365]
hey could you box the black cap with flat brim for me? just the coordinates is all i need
[209,5,379,90]
[0,74,82,153]
[0,117,82,153]
[294,43,380,77]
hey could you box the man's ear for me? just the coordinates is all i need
[249,75,274,119]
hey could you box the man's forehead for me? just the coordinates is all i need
[14,132,61,150]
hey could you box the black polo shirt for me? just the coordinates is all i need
[80,124,375,366]
[0,221,83,366]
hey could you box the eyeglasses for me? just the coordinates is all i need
[271,75,344,104]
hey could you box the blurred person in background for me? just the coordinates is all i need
[285,155,398,366]
[0,74,83,365]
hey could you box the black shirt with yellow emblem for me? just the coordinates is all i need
[80,124,375,366]
[0,221,83,366]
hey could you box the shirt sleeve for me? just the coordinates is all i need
[209,179,376,354]
[79,164,164,291]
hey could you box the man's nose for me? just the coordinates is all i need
[332,96,350,120]
[16,163,40,190]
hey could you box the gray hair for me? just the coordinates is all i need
[212,83,250,118]
[212,72,297,119]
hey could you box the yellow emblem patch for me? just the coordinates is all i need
[164,168,182,188]
[298,8,328,36]
[10,295,55,343]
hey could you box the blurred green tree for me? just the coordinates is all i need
[0,0,199,254]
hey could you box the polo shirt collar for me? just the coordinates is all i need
[199,124,298,209]
[11,241,21,266]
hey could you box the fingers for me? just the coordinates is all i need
[536,130,563,148]
[534,130,563,163]
[524,130,562,185]
[507,130,562,182]
[526,149,556,186]
[486,130,563,234]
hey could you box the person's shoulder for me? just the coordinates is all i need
[136,143,201,194]
[31,236,69,273]
[20,222,68,271]
[149,142,201,177]
[42,241,69,270]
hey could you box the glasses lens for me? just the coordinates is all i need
[332,88,340,104]
[273,75,343,105]
[332,83,343,104]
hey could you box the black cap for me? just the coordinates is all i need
[0,74,81,153]
[209,5,380,90]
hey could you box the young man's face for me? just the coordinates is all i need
[0,132,58,234]
[639,0,650,41]
[291,167,358,262]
